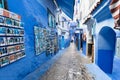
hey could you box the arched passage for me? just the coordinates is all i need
[97,26,116,73]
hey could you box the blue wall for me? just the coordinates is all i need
[96,26,116,73]
[0,0,57,80]
[91,0,119,73]
[82,41,86,55]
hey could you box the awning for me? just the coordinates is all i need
[56,0,75,19]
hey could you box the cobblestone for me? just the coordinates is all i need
[40,43,95,80]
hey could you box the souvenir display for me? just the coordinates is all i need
[0,16,5,25]
[5,18,13,26]
[0,8,25,67]
[19,30,24,36]
[7,46,16,54]
[20,22,24,28]
[0,27,6,35]
[0,47,7,56]
[15,51,25,60]
[14,37,20,44]
[0,37,6,46]
[7,37,14,44]
[1,56,9,66]
[20,37,24,43]
[14,29,19,35]
[34,26,46,55]
[15,45,21,51]
[34,26,58,55]
[7,37,21,45]
[9,54,15,63]
[6,28,14,35]
[46,30,59,55]
[13,20,19,27]
[20,44,24,50]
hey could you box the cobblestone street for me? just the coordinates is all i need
[40,43,94,80]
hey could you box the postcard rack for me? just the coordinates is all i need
[0,8,25,67]
[34,26,59,55]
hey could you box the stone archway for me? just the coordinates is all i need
[97,26,116,73]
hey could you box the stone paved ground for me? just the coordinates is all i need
[40,43,95,80]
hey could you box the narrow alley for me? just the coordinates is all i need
[40,43,93,80]
[0,0,120,80]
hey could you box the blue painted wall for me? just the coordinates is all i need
[82,41,86,55]
[97,26,116,73]
[0,0,57,80]
[92,0,119,73]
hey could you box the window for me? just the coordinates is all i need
[47,8,56,28]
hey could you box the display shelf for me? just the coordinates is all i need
[0,53,8,57]
[1,62,9,67]
[0,35,24,37]
[0,8,25,68]
[0,54,26,67]
[0,8,21,21]
[16,55,26,60]
[9,59,16,63]
[0,23,24,29]
[0,43,24,47]
[0,49,24,58]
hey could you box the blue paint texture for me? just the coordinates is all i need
[108,57,120,80]
[96,26,116,74]
[0,0,57,80]
[92,0,112,23]
[82,41,86,55]
[98,50,114,73]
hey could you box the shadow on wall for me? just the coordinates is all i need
[96,26,116,74]
[0,0,56,80]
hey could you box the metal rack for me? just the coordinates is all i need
[0,8,25,67]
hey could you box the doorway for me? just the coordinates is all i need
[97,26,116,73]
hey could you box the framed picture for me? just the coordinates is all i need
[20,37,24,43]
[14,29,19,36]
[20,44,24,50]
[6,28,14,35]
[7,46,15,54]
[7,37,14,45]
[13,20,19,27]
[9,54,15,63]
[0,16,5,25]
[15,51,25,60]
[0,27,6,35]
[5,17,13,26]
[0,37,6,46]
[1,56,9,67]
[19,30,24,36]
[0,47,7,56]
